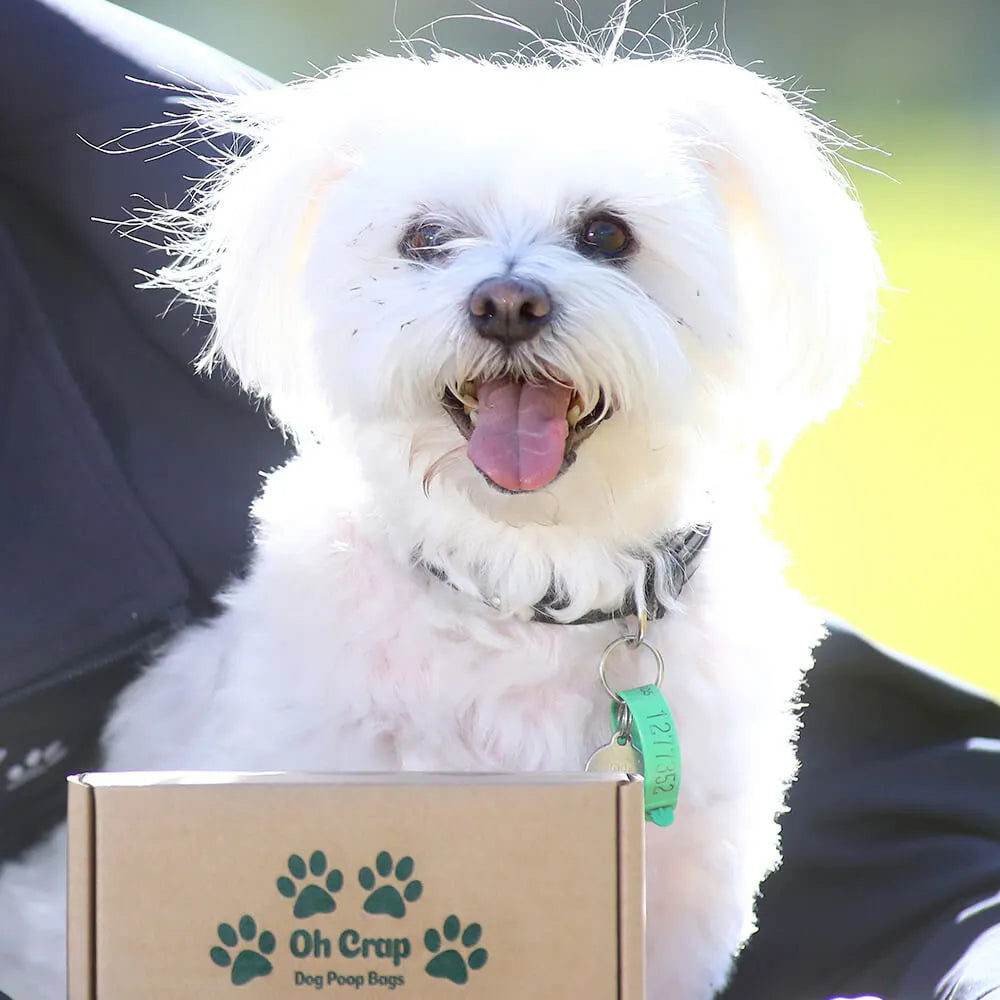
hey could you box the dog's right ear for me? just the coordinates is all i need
[650,56,883,452]
[152,82,349,434]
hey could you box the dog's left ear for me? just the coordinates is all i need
[658,56,883,445]
[153,82,349,435]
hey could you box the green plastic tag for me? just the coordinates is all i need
[611,684,681,826]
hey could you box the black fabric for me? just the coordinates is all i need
[0,644,152,859]
[0,0,292,858]
[722,623,1000,1000]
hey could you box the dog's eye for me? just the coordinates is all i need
[400,221,452,261]
[577,215,634,262]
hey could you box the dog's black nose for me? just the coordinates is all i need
[468,276,552,345]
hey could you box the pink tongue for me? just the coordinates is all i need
[467,377,573,492]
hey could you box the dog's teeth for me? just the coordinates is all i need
[458,391,478,412]
[469,409,478,426]
[567,404,582,427]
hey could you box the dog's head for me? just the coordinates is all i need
[159,52,880,536]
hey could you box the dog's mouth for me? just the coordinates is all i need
[441,374,611,493]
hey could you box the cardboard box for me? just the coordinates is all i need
[68,772,645,999]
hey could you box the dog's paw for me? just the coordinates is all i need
[423,915,488,985]
[210,915,276,985]
[357,851,422,918]
[276,850,344,918]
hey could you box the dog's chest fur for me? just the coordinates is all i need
[106,455,813,790]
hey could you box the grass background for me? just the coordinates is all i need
[769,116,1000,694]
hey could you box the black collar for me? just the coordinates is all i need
[417,524,711,626]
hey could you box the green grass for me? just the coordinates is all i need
[769,115,1000,695]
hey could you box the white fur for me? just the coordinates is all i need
[0,48,880,1000]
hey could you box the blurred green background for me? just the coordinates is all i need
[120,1,1000,694]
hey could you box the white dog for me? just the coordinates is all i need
[0,41,880,1000]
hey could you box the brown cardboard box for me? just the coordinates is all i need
[68,772,645,999]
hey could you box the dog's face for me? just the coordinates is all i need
[297,62,714,523]
[169,54,880,534]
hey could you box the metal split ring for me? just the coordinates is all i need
[614,700,634,742]
[598,631,665,703]
[625,611,648,648]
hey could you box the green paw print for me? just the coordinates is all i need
[424,916,488,985]
[277,850,344,918]
[209,915,275,986]
[358,851,422,918]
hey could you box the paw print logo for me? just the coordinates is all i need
[209,915,275,985]
[424,916,488,985]
[277,851,344,918]
[358,851,422,918]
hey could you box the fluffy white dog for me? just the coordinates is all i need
[0,41,880,1000]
